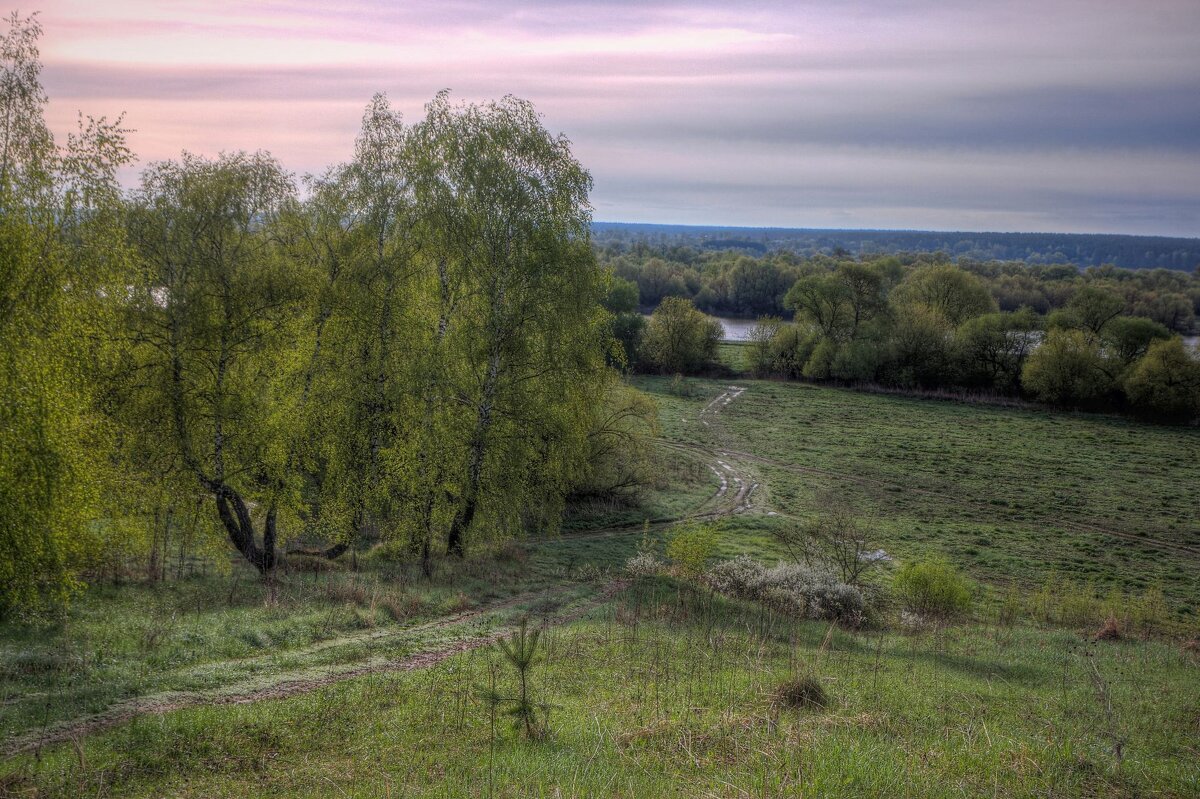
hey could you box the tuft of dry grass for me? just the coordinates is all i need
[1094,616,1122,641]
[774,673,827,710]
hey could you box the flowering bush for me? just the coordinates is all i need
[704,556,864,621]
[625,551,664,577]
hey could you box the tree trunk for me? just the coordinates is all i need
[447,350,498,558]
[214,487,277,574]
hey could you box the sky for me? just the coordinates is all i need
[30,0,1200,236]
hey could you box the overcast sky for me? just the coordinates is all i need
[32,0,1200,236]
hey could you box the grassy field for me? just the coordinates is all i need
[636,375,1200,616]
[2,375,1198,797]
[5,580,1198,798]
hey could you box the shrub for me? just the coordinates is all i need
[703,556,864,622]
[321,577,369,606]
[641,297,722,374]
[775,674,827,709]
[378,592,427,621]
[625,551,664,577]
[1021,328,1112,407]
[1057,580,1102,627]
[1122,337,1200,422]
[1130,583,1168,634]
[758,563,865,621]
[665,523,717,579]
[997,584,1023,626]
[703,554,765,596]
[479,618,549,739]
[5,648,83,676]
[893,558,974,620]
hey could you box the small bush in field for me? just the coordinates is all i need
[758,563,864,621]
[379,592,427,621]
[704,554,765,596]
[321,578,369,606]
[1056,579,1102,626]
[775,674,827,709]
[665,523,717,579]
[893,558,974,620]
[443,591,473,614]
[6,648,83,676]
[625,551,663,577]
[703,556,864,621]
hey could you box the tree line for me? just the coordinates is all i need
[611,260,1200,421]
[599,244,1200,331]
[593,222,1200,272]
[0,14,653,617]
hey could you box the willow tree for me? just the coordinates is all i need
[122,152,302,574]
[413,93,607,557]
[0,12,134,615]
[291,94,421,559]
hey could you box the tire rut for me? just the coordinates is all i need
[656,438,1200,560]
[2,582,622,759]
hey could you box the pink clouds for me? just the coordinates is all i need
[29,0,1200,235]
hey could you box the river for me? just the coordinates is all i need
[713,317,760,342]
[713,318,1200,348]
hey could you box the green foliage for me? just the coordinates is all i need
[1101,316,1171,365]
[613,244,1200,421]
[882,305,955,388]
[1021,328,1112,406]
[1122,337,1200,421]
[608,311,647,370]
[1063,285,1125,339]
[892,264,996,326]
[746,316,783,376]
[121,151,301,573]
[640,296,722,374]
[0,13,134,616]
[573,379,658,500]
[893,558,974,619]
[954,309,1039,390]
[485,618,548,739]
[602,274,640,313]
[665,522,717,579]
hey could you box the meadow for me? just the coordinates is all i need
[2,376,1198,797]
[639,373,1200,614]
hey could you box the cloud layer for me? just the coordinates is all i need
[35,0,1200,235]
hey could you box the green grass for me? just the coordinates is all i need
[7,579,1198,798]
[634,375,1200,618]
[3,375,1198,797]
[0,549,588,743]
[716,340,751,372]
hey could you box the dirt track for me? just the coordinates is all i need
[2,581,627,759]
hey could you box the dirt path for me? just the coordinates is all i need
[2,581,628,759]
[657,437,1200,560]
[562,386,766,547]
[694,385,760,515]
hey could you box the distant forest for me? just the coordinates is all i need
[593,222,1200,272]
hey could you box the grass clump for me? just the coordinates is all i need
[774,673,828,710]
